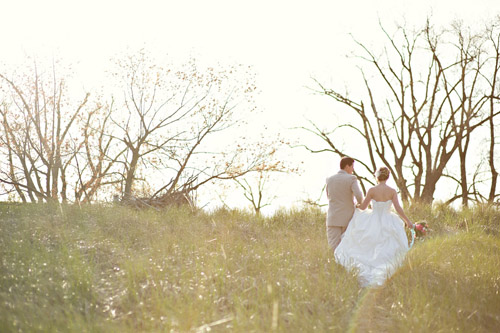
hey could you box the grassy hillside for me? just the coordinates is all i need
[0,203,499,332]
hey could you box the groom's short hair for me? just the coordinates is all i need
[340,156,355,170]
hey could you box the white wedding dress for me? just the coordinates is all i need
[334,200,409,287]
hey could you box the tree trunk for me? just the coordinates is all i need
[459,149,468,206]
[124,150,140,200]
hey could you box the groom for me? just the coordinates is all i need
[326,156,363,252]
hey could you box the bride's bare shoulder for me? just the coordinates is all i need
[367,186,379,196]
[389,187,398,197]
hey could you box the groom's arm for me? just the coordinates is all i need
[351,178,363,204]
[358,189,372,210]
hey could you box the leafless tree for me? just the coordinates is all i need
[0,59,89,202]
[108,51,274,206]
[430,21,492,206]
[0,52,296,207]
[302,19,500,205]
[233,136,298,215]
[234,171,273,216]
[484,19,500,204]
[72,98,125,203]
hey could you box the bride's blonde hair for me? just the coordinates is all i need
[375,167,390,181]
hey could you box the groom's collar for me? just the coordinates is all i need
[338,170,348,174]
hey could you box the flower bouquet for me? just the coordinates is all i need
[409,221,430,248]
[413,221,429,237]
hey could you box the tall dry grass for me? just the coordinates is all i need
[0,202,499,332]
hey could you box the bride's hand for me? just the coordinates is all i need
[406,221,413,229]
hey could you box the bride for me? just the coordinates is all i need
[334,166,413,287]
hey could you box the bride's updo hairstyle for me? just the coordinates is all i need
[375,167,390,181]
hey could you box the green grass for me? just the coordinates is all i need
[0,202,499,332]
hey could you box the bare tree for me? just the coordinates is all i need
[302,19,500,205]
[0,52,279,206]
[0,59,89,202]
[428,21,492,206]
[484,20,500,204]
[233,135,299,215]
[72,98,125,203]
[234,171,274,216]
[108,51,273,206]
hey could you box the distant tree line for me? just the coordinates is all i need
[0,51,285,207]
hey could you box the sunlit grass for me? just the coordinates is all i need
[0,202,499,332]
[352,232,500,332]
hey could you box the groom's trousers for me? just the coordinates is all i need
[327,226,346,252]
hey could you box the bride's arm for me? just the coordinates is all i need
[392,191,413,228]
[358,189,373,210]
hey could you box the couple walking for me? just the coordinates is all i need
[326,157,413,287]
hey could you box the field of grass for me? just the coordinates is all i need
[0,202,499,332]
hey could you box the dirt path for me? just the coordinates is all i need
[347,286,392,332]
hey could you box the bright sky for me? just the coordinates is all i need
[2,0,500,212]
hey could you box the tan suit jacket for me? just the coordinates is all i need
[326,170,363,227]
